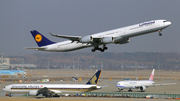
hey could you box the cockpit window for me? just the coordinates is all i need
[163,20,169,23]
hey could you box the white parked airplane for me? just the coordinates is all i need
[116,69,176,92]
[26,19,171,52]
[3,70,102,97]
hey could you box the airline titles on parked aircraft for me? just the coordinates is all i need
[12,85,43,88]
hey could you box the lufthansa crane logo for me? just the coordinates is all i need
[35,34,42,42]
[90,75,97,84]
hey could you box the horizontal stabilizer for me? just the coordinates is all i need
[49,32,81,41]
[25,47,46,50]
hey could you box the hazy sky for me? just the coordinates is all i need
[0,0,180,55]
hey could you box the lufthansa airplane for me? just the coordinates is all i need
[3,70,102,97]
[26,20,171,52]
[116,69,176,92]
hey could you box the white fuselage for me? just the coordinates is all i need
[40,20,171,52]
[116,80,154,89]
[3,84,101,94]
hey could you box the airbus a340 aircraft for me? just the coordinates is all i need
[3,70,102,97]
[116,69,176,92]
[26,19,171,52]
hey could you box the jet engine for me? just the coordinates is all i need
[101,37,113,44]
[140,86,146,91]
[29,90,38,96]
[81,35,93,43]
[113,37,123,43]
[116,38,130,44]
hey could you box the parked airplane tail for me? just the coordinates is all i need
[86,70,101,85]
[149,69,155,81]
[30,30,55,47]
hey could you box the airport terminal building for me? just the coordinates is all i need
[0,56,10,69]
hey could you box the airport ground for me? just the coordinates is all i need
[0,69,180,101]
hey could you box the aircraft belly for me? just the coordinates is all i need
[60,43,92,51]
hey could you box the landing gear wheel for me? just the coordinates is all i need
[91,49,95,52]
[158,30,162,36]
[159,33,162,36]
[104,47,108,50]
[128,89,132,92]
[9,93,12,97]
[118,88,122,92]
[100,49,104,52]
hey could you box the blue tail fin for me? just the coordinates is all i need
[30,30,55,47]
[86,70,101,85]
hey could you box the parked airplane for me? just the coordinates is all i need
[0,70,26,76]
[116,69,176,92]
[3,70,102,97]
[26,19,171,52]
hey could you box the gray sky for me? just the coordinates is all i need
[0,0,180,55]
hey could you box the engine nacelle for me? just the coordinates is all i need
[80,35,93,43]
[116,38,130,44]
[113,37,123,43]
[140,86,146,91]
[29,90,38,96]
[101,37,113,44]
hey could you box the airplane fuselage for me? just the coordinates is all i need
[27,20,171,52]
[3,84,101,94]
[39,20,171,52]
[116,80,154,89]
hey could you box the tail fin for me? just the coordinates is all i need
[30,30,55,47]
[149,69,155,81]
[86,70,101,85]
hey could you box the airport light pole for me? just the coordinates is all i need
[22,58,24,83]
[101,59,103,81]
[158,60,160,80]
[78,57,79,79]
[48,60,49,80]
[73,59,74,77]
[122,60,123,80]
[136,62,137,80]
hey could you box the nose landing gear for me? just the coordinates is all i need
[158,30,162,36]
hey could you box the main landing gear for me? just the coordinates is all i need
[158,30,162,36]
[128,89,132,92]
[91,45,108,52]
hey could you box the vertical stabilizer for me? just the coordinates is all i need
[30,30,55,47]
[149,69,155,81]
[86,70,101,85]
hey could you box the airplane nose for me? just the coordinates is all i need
[168,21,171,25]
[2,87,5,91]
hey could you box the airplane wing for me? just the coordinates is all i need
[37,87,52,97]
[49,32,81,41]
[37,87,62,97]
[25,47,46,50]
[152,83,177,86]
[88,86,98,90]
[50,32,102,43]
